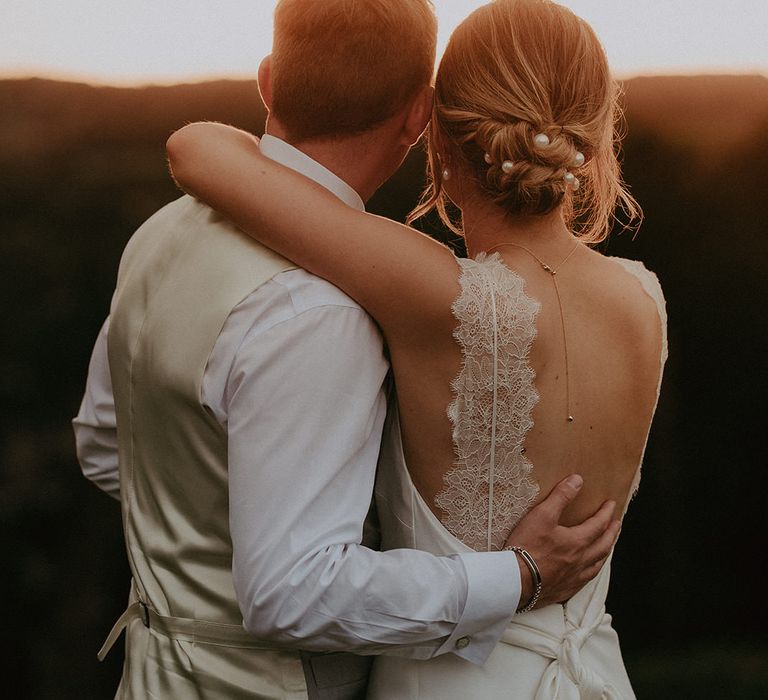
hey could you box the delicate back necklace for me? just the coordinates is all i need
[485,240,580,423]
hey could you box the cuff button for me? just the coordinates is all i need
[455,636,471,650]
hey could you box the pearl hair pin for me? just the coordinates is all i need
[482,153,514,174]
[564,151,584,190]
[563,172,580,191]
[482,139,581,187]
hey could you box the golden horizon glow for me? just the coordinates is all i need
[2,1,767,87]
[4,64,767,91]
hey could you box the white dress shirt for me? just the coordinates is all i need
[73,134,521,664]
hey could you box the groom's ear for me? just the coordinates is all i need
[257,56,274,112]
[400,84,434,147]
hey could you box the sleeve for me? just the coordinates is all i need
[227,303,520,664]
[72,317,120,500]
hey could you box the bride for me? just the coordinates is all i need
[167,0,666,696]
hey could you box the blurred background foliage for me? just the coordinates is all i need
[1,75,766,698]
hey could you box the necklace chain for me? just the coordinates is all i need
[485,240,580,423]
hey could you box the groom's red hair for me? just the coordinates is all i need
[271,0,436,142]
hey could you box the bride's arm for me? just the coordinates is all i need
[167,122,459,335]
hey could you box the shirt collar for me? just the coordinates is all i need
[259,134,365,212]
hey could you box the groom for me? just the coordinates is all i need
[74,0,618,698]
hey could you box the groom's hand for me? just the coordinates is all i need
[505,474,621,610]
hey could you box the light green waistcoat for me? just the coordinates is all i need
[105,195,308,698]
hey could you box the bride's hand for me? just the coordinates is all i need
[505,475,621,610]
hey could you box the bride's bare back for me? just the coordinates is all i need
[391,243,665,549]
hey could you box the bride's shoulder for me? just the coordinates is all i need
[603,255,666,311]
[587,254,667,347]
[606,255,663,286]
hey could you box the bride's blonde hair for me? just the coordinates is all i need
[409,0,641,244]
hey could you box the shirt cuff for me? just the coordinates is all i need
[435,551,520,665]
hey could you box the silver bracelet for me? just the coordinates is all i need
[506,546,543,613]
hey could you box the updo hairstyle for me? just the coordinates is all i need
[410,0,640,244]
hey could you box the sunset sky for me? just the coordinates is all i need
[3,0,767,85]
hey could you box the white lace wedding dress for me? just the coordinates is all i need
[369,254,667,699]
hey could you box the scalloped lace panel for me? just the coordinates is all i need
[435,253,542,551]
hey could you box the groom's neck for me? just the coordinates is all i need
[266,122,400,204]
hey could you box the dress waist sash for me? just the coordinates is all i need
[499,609,620,700]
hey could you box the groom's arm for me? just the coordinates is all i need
[73,317,120,499]
[219,274,520,665]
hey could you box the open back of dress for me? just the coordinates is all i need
[370,253,667,699]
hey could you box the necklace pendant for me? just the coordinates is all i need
[567,415,574,423]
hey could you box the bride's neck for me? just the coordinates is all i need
[462,199,575,259]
